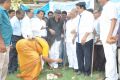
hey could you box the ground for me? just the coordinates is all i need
[6,67,104,80]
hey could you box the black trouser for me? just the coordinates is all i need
[76,39,93,74]
[8,35,23,73]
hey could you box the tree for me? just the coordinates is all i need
[11,0,23,10]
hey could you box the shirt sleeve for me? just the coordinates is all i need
[108,4,118,19]
[85,13,94,33]
[0,13,2,25]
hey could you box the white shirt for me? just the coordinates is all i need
[76,10,94,43]
[94,17,100,35]
[31,17,47,37]
[10,16,22,36]
[100,1,119,42]
[66,17,78,42]
[21,16,33,39]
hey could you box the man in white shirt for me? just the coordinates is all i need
[21,9,34,39]
[8,9,25,74]
[98,0,119,80]
[66,9,78,71]
[31,10,47,39]
[73,2,94,76]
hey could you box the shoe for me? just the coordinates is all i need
[74,69,78,73]
[84,72,90,76]
[76,71,81,75]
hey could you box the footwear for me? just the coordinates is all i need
[74,69,78,73]
[76,71,81,75]
[84,72,90,76]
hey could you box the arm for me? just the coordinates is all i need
[107,19,117,44]
[42,56,62,63]
[0,13,6,53]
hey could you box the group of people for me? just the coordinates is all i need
[0,0,120,80]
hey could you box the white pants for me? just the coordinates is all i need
[102,42,118,80]
[0,47,10,80]
[49,40,61,68]
[118,48,120,79]
[66,42,78,69]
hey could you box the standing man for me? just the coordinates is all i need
[98,0,119,80]
[8,9,25,74]
[47,10,64,68]
[8,9,15,19]
[0,0,13,80]
[73,2,94,76]
[21,9,34,39]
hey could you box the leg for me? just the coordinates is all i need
[103,42,118,80]
[83,40,93,75]
[76,42,84,72]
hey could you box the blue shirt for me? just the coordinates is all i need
[0,6,13,46]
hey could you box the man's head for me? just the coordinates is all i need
[69,9,77,19]
[54,10,61,20]
[0,0,11,10]
[8,9,15,19]
[37,10,45,19]
[62,11,67,20]
[98,0,109,6]
[93,9,101,19]
[26,9,34,18]
[76,2,86,14]
[16,9,25,20]
[48,11,53,18]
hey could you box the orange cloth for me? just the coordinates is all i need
[16,37,49,80]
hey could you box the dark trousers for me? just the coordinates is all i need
[76,39,93,74]
[8,35,23,73]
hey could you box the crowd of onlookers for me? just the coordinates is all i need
[0,0,120,80]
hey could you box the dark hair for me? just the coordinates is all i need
[8,9,15,14]
[87,9,94,13]
[0,0,10,4]
[62,11,67,15]
[16,9,25,15]
[48,11,53,15]
[26,9,32,13]
[37,10,45,15]
[76,2,86,10]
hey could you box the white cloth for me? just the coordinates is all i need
[49,40,61,68]
[102,42,118,80]
[21,16,33,39]
[10,16,22,36]
[100,1,119,80]
[94,17,100,35]
[66,42,78,69]
[0,47,10,80]
[76,10,94,43]
[31,17,47,37]
[100,1,119,42]
[66,17,77,42]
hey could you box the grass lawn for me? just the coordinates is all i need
[6,67,105,80]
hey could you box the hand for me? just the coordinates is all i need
[49,29,56,35]
[81,37,86,45]
[56,58,62,63]
[0,43,6,53]
[106,35,118,44]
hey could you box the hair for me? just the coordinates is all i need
[48,11,53,15]
[62,11,67,15]
[8,9,15,14]
[37,10,45,15]
[26,9,32,13]
[87,9,94,13]
[76,2,86,10]
[16,9,25,15]
[0,0,10,4]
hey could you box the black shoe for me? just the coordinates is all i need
[76,71,81,75]
[74,69,78,73]
[84,72,90,76]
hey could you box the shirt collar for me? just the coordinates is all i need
[79,10,86,16]
[0,6,6,11]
